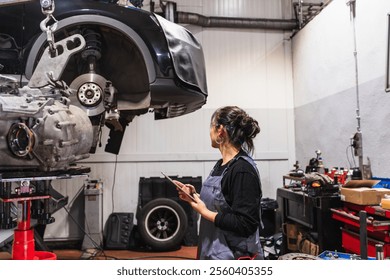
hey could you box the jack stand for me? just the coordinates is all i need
[1,178,58,260]
[1,171,89,260]
[13,200,35,260]
[6,197,56,260]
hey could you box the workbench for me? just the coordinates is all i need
[277,187,343,254]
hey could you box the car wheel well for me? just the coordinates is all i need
[25,15,156,99]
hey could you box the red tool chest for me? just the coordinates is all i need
[331,202,390,258]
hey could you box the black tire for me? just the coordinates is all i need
[138,198,188,251]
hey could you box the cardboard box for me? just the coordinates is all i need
[297,231,319,256]
[285,223,298,251]
[340,187,390,205]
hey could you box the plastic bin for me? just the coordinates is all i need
[259,198,278,237]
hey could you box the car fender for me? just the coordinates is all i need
[25,14,156,84]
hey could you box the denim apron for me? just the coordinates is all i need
[197,155,264,260]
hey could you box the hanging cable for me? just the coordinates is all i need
[111,155,118,213]
[348,0,361,133]
[63,207,108,259]
[346,0,364,174]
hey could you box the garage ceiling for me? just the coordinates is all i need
[292,0,333,29]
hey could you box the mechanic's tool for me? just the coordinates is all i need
[376,244,384,260]
[288,161,304,177]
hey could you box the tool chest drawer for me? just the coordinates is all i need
[341,228,390,258]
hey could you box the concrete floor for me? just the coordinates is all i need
[0,246,197,260]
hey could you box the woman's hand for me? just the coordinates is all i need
[173,180,197,203]
[174,180,217,222]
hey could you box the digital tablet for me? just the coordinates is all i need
[161,172,196,202]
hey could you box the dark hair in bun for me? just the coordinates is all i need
[211,106,260,154]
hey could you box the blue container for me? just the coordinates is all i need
[372,177,390,189]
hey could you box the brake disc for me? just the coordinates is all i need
[70,73,106,116]
[278,253,319,260]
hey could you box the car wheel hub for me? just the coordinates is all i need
[156,219,168,231]
[78,82,102,106]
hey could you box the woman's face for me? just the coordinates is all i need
[209,121,219,148]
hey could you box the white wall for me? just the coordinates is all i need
[45,0,295,240]
[293,0,390,175]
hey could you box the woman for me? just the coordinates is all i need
[175,106,263,260]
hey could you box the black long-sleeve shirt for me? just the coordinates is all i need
[212,150,262,237]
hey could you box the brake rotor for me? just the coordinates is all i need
[70,73,106,116]
[278,253,319,260]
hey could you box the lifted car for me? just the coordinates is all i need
[0,0,207,254]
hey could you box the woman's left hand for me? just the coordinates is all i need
[188,193,206,213]
[191,194,217,222]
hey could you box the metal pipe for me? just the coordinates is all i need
[359,210,368,260]
[177,11,298,31]
[164,1,176,22]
